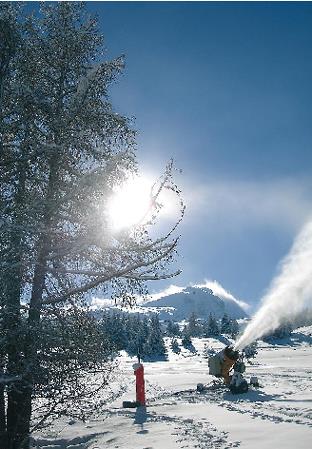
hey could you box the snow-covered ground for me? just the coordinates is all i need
[31,328,312,449]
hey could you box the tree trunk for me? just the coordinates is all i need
[7,382,32,449]
[5,258,26,449]
[0,378,7,448]
[13,156,60,449]
[4,149,31,449]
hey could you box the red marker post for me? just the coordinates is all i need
[133,362,146,406]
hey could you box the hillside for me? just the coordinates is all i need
[142,286,248,320]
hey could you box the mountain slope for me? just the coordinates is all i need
[142,286,248,320]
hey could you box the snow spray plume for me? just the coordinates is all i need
[235,219,312,351]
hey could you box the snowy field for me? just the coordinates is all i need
[31,328,312,449]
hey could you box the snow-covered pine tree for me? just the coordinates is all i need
[145,315,167,359]
[242,341,258,360]
[125,313,140,356]
[181,326,192,348]
[0,4,183,448]
[166,319,180,337]
[265,322,293,340]
[140,315,150,356]
[229,318,239,338]
[186,311,202,337]
[221,313,232,334]
[0,5,30,447]
[0,3,19,107]
[203,313,220,337]
[170,337,180,354]
[100,311,127,352]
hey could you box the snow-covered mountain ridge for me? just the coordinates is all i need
[141,286,248,320]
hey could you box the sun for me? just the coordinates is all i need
[107,175,154,231]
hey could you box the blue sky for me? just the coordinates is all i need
[28,2,312,307]
[87,1,312,307]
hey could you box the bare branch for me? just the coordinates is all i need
[42,237,179,306]
[123,270,182,281]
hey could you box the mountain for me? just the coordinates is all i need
[141,286,248,320]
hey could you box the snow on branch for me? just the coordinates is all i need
[74,56,124,104]
[42,237,179,306]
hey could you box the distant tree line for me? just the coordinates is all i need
[167,312,240,340]
[100,311,241,359]
[263,322,293,340]
[100,312,167,360]
[100,311,294,368]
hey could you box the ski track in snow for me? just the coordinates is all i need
[103,407,239,449]
[31,335,312,449]
[150,382,312,429]
[156,382,312,429]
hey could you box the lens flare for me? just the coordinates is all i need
[107,176,153,231]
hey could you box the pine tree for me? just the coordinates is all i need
[0,4,183,447]
[139,315,150,356]
[181,330,192,348]
[0,3,19,107]
[242,341,258,360]
[134,314,150,357]
[229,318,239,339]
[186,312,202,337]
[170,337,180,354]
[145,315,167,358]
[221,313,232,334]
[0,5,23,443]
[100,311,127,352]
[265,323,293,339]
[125,314,140,356]
[203,314,220,337]
[166,319,180,337]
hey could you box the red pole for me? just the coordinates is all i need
[133,362,146,406]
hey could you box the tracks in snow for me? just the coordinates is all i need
[148,380,312,429]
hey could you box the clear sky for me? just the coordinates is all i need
[29,1,312,307]
[87,1,312,307]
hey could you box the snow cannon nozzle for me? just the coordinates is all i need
[224,346,240,362]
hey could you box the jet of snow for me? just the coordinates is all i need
[195,279,249,311]
[146,285,184,302]
[235,218,312,350]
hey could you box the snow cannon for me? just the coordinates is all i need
[208,346,240,384]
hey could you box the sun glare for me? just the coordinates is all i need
[107,176,153,231]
